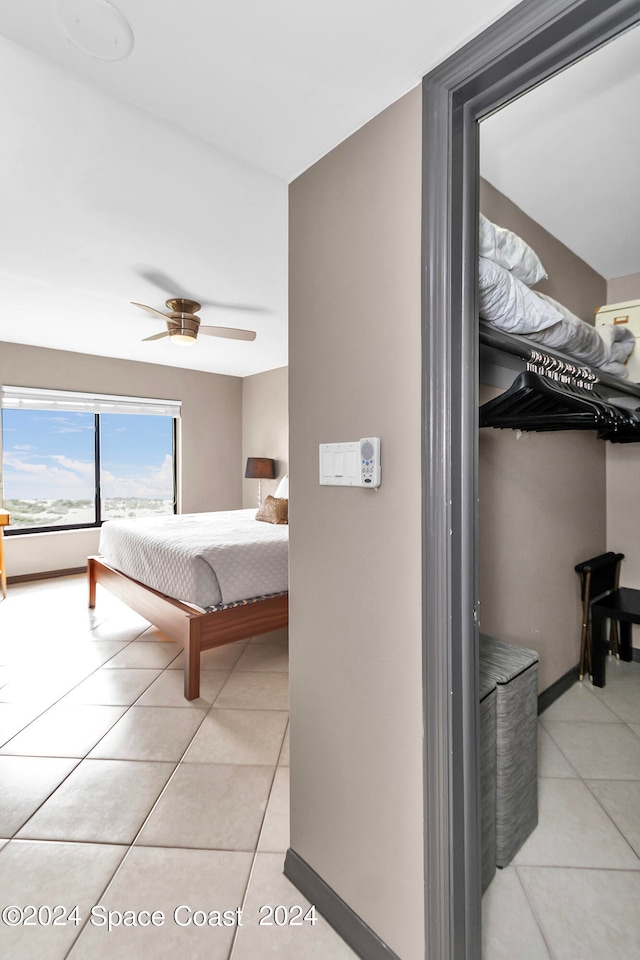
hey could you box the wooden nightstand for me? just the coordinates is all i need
[0,510,9,598]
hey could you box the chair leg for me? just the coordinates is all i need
[579,618,588,682]
[610,620,620,659]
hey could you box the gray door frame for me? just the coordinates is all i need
[421,1,640,958]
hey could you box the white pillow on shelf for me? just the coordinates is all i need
[478,257,562,335]
[479,213,548,287]
[274,474,289,499]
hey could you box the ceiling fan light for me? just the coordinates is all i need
[170,332,197,346]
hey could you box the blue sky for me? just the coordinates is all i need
[2,410,173,501]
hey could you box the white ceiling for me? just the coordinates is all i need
[0,0,519,377]
[0,1,637,377]
[480,24,640,282]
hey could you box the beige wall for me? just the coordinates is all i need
[606,274,640,644]
[241,366,288,507]
[479,384,607,690]
[479,184,608,691]
[1,341,242,576]
[607,272,640,304]
[289,87,424,960]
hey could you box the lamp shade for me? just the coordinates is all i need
[244,457,275,480]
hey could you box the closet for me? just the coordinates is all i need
[421,4,640,954]
[475,26,640,946]
[477,19,640,709]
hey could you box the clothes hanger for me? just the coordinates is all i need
[479,369,640,437]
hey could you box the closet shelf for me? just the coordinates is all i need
[479,321,640,404]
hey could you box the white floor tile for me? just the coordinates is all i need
[543,720,640,780]
[231,852,360,959]
[0,703,48,746]
[0,703,127,758]
[88,706,207,762]
[182,708,288,766]
[482,866,552,960]
[136,763,274,851]
[16,758,175,844]
[0,756,79,835]
[587,779,640,858]
[513,777,640,869]
[234,642,289,673]
[214,671,289,711]
[537,724,578,778]
[67,846,253,960]
[0,839,126,960]
[258,766,290,853]
[539,682,621,723]
[167,640,248,671]
[103,642,182,670]
[61,667,162,705]
[135,668,229,707]
[591,681,640,723]
[279,723,290,766]
[519,866,640,960]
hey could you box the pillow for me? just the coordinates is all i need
[479,213,547,286]
[274,474,289,499]
[256,495,288,524]
[479,257,562,335]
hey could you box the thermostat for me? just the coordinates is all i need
[319,437,381,487]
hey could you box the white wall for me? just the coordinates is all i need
[289,87,424,960]
[1,341,242,577]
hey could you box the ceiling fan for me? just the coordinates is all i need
[132,297,257,347]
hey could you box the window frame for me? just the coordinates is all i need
[1,393,179,536]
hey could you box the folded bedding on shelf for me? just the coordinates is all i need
[530,293,635,377]
[479,255,636,378]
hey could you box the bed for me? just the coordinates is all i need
[88,506,289,700]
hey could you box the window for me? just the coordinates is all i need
[1,386,180,533]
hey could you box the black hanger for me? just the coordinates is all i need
[480,370,640,439]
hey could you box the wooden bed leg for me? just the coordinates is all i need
[184,617,201,701]
[88,557,97,609]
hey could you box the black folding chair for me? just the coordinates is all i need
[575,552,624,681]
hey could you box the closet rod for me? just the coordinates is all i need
[479,321,640,402]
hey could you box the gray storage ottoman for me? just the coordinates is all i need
[480,634,538,867]
[479,667,497,892]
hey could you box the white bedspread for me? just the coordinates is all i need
[98,509,288,609]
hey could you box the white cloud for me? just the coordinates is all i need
[4,449,173,503]
[101,454,173,500]
[50,455,96,478]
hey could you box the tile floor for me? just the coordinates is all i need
[483,657,640,959]
[0,574,357,960]
[2,575,640,959]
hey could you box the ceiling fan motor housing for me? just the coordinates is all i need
[166,299,201,343]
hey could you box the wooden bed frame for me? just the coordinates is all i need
[88,556,289,700]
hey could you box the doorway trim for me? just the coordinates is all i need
[421,1,640,957]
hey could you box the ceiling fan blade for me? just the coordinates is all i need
[136,269,193,300]
[141,331,171,342]
[131,301,172,321]
[134,270,268,314]
[199,325,257,341]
